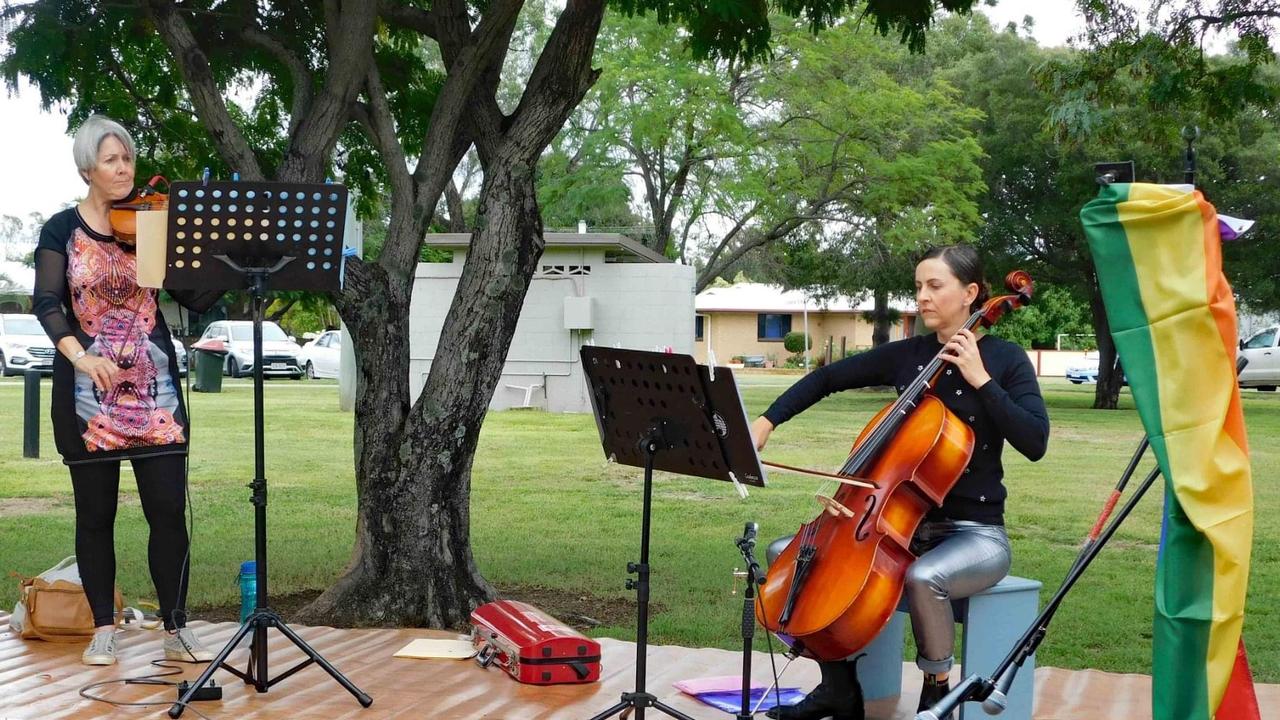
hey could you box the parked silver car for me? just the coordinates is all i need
[198,320,304,379]
[0,314,55,376]
[1239,326,1280,391]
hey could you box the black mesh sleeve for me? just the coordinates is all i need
[761,339,902,427]
[32,246,74,343]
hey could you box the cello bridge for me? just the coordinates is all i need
[815,493,854,518]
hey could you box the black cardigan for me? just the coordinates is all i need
[762,333,1049,524]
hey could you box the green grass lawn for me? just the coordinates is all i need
[1,374,1276,681]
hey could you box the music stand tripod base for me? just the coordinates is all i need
[164,180,370,717]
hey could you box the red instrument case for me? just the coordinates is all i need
[469,600,602,685]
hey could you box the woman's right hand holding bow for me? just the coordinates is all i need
[76,354,120,391]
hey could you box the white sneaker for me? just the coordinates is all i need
[164,627,214,662]
[82,629,118,666]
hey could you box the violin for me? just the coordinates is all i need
[109,175,169,245]
[756,270,1034,661]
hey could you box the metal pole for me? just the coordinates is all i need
[802,294,810,373]
[23,370,39,458]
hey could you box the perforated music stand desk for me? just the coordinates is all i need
[162,180,370,716]
[580,346,764,720]
[162,181,347,292]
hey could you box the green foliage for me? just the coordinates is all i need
[0,1,292,182]
[536,148,639,228]
[611,0,980,60]
[782,330,810,353]
[986,284,1094,349]
[1060,1,1280,129]
[755,17,986,303]
[926,12,1280,316]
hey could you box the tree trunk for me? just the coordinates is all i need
[1088,283,1123,410]
[301,154,544,629]
[871,287,891,347]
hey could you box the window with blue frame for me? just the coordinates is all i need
[695,315,705,341]
[757,313,791,341]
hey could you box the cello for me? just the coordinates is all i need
[756,270,1034,661]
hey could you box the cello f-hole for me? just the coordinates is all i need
[855,495,877,541]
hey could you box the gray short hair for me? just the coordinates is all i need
[72,115,136,184]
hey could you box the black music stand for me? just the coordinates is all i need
[160,180,371,717]
[581,347,766,720]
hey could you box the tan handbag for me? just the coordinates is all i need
[11,557,124,643]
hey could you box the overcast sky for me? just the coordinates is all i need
[0,1,1185,226]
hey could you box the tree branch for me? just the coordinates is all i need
[377,0,440,39]
[445,180,467,231]
[697,214,808,292]
[143,0,264,179]
[505,0,607,161]
[242,27,314,137]
[1169,10,1280,40]
[412,0,520,185]
[277,1,377,180]
[361,63,413,202]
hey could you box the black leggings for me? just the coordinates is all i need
[69,454,189,630]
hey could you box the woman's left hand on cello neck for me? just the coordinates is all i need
[939,328,992,390]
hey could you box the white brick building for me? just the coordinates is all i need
[411,233,694,412]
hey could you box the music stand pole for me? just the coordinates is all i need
[169,262,372,717]
[590,426,697,720]
[581,347,766,720]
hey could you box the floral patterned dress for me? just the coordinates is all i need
[32,207,216,464]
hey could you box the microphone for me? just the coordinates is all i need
[981,664,1018,715]
[737,522,763,584]
[916,673,983,720]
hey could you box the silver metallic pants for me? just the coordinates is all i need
[906,518,1011,674]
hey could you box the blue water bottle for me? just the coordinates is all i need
[238,561,257,623]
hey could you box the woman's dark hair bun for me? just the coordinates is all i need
[920,244,988,313]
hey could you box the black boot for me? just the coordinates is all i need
[766,659,864,720]
[916,675,952,719]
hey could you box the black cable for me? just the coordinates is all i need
[758,590,783,716]
[169,318,196,642]
[77,659,217,720]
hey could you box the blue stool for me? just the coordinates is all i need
[856,575,1041,720]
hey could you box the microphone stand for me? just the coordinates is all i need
[917,461,1162,719]
[919,356,1251,720]
[735,523,764,720]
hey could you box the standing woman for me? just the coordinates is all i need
[32,115,222,666]
[752,245,1049,720]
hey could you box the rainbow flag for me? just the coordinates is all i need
[1081,183,1259,719]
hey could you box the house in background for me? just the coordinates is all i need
[411,232,693,412]
[694,283,916,365]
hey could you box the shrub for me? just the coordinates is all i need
[783,331,810,354]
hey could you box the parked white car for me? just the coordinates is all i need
[1239,325,1280,391]
[1065,351,1101,384]
[0,314,55,376]
[197,320,304,379]
[170,335,188,377]
[298,330,342,379]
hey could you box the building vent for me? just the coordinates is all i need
[539,265,592,276]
